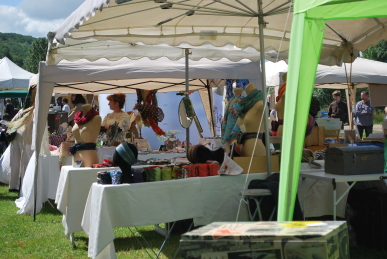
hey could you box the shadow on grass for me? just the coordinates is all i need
[114,229,182,259]
[39,200,62,216]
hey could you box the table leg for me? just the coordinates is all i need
[70,233,76,249]
[332,179,337,221]
[302,177,305,221]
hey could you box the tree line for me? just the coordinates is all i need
[0,32,47,74]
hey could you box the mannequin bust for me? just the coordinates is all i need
[237,83,266,157]
[224,88,244,154]
[113,142,138,183]
[274,94,285,137]
[274,73,287,137]
[72,104,101,167]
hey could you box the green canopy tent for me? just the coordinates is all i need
[0,90,28,98]
[278,0,387,220]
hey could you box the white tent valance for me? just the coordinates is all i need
[33,57,261,94]
[48,0,387,66]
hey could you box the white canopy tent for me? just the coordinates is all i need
[23,56,262,215]
[0,57,35,89]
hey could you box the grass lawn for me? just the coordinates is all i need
[0,183,386,258]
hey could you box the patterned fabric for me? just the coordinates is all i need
[49,134,67,147]
[102,112,131,145]
[314,149,326,160]
[225,79,234,102]
[236,79,249,89]
[355,100,374,126]
[221,91,247,144]
[133,103,164,122]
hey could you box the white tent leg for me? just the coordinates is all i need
[258,0,272,175]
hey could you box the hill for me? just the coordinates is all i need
[0,32,36,68]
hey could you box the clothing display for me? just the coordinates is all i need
[69,143,97,155]
[101,112,132,146]
[74,108,99,125]
[221,91,247,144]
[237,88,263,117]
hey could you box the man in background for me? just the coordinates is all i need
[62,98,70,114]
[355,91,374,139]
[328,90,348,129]
[4,98,15,119]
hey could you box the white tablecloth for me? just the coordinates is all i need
[298,161,349,218]
[15,153,69,214]
[55,165,155,235]
[138,152,186,161]
[81,173,266,259]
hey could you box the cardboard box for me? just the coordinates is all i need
[180,221,349,259]
[305,126,325,146]
[233,155,280,174]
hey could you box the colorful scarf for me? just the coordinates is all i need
[74,108,99,125]
[238,89,263,117]
[116,142,137,166]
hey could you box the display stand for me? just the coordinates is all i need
[134,138,152,151]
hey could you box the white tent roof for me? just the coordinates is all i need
[47,0,387,66]
[0,57,35,89]
[265,58,387,89]
[33,57,261,94]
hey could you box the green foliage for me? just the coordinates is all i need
[24,38,48,74]
[362,40,387,62]
[312,88,349,110]
[0,32,35,67]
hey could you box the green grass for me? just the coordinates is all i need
[374,110,385,125]
[0,183,386,259]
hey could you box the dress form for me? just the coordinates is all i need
[237,83,266,157]
[274,94,285,137]
[225,88,244,154]
[72,104,101,167]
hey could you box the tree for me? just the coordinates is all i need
[24,38,48,74]
[362,40,387,62]
[0,46,13,60]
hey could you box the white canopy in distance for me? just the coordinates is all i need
[0,57,35,89]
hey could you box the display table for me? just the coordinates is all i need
[55,166,120,235]
[55,165,154,236]
[138,152,186,160]
[300,170,387,220]
[298,161,349,219]
[81,173,266,259]
[15,153,69,214]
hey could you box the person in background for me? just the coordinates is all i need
[55,96,63,109]
[68,94,86,125]
[355,91,374,139]
[328,90,348,129]
[4,98,15,119]
[101,93,132,146]
[62,98,70,114]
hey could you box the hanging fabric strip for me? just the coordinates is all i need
[225,79,234,102]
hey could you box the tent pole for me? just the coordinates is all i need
[258,0,272,175]
[185,49,190,156]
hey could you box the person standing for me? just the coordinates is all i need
[55,96,63,109]
[328,90,348,129]
[4,98,15,119]
[355,91,374,139]
[62,98,70,114]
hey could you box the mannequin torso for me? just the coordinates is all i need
[274,95,285,137]
[237,84,266,157]
[72,104,101,167]
[224,88,244,154]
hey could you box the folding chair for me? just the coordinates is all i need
[241,189,276,221]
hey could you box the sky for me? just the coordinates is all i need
[0,0,85,38]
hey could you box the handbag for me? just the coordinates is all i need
[301,149,322,169]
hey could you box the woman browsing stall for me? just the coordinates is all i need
[101,94,132,146]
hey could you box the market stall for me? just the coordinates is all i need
[20,55,263,215]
